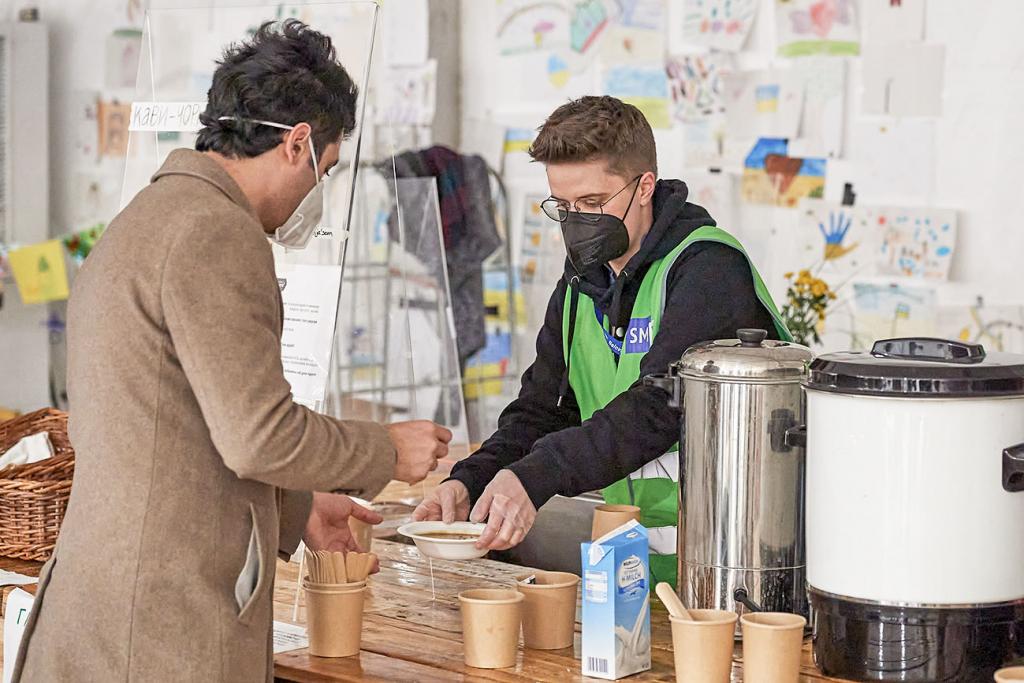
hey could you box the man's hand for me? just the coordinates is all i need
[304,492,384,572]
[412,480,471,523]
[470,470,537,551]
[388,420,453,484]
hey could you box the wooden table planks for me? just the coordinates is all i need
[1,467,853,682]
[272,540,850,682]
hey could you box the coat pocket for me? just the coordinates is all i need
[234,503,269,624]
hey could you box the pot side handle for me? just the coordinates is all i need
[643,370,682,410]
[871,337,986,364]
[1003,443,1024,493]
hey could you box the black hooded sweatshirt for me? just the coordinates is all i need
[448,179,776,510]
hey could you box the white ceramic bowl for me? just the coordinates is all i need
[397,521,488,560]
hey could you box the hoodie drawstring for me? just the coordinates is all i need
[609,270,628,340]
[557,276,581,408]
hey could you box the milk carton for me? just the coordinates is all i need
[580,520,651,680]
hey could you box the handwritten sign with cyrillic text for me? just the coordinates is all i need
[129,101,205,132]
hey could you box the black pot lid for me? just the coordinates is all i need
[807,337,1024,397]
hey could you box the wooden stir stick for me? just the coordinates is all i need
[656,582,694,620]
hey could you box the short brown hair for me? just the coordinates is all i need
[528,96,657,178]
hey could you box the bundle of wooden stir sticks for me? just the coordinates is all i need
[304,548,376,584]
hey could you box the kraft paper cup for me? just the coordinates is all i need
[459,588,524,669]
[740,612,806,683]
[996,667,1024,682]
[670,609,738,683]
[303,577,366,658]
[515,571,580,650]
[591,504,641,540]
[303,579,366,592]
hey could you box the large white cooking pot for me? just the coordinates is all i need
[804,338,1024,606]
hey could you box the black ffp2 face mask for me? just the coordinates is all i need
[561,213,630,272]
[560,178,640,273]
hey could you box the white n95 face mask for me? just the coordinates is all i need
[217,116,325,249]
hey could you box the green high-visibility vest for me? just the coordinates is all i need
[562,226,791,587]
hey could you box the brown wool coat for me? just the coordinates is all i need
[13,149,396,682]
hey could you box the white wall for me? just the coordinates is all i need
[2,1,142,234]
[928,2,1024,290]
[459,0,1024,351]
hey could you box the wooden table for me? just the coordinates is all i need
[1,470,850,681]
[271,540,846,683]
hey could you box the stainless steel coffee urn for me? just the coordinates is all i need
[646,329,812,626]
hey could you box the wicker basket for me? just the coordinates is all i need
[0,408,75,561]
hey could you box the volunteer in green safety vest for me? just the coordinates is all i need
[414,95,790,587]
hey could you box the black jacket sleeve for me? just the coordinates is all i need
[507,243,775,509]
[447,278,582,503]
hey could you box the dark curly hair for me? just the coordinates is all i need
[195,19,358,158]
[529,95,657,178]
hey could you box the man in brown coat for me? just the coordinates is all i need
[13,21,450,681]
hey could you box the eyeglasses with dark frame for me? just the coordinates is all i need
[540,175,642,224]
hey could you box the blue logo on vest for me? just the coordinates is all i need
[624,317,654,353]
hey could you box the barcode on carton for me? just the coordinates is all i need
[585,657,609,675]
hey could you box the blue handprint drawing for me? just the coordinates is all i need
[818,209,858,261]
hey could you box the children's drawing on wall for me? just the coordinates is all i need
[741,137,787,203]
[600,0,666,62]
[7,241,71,305]
[723,69,805,139]
[666,53,732,123]
[677,0,759,52]
[851,280,937,344]
[496,0,570,56]
[546,53,572,87]
[517,191,564,351]
[98,99,132,159]
[520,193,555,284]
[937,300,1024,354]
[503,128,538,177]
[570,0,610,53]
[792,57,846,158]
[794,200,874,281]
[775,0,860,57]
[602,64,671,129]
[613,0,664,29]
[464,329,513,399]
[376,60,438,127]
[741,138,825,208]
[868,206,957,281]
[519,192,564,284]
[681,118,727,167]
[465,269,524,400]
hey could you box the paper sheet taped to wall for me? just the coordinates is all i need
[129,101,205,132]
[8,241,70,305]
